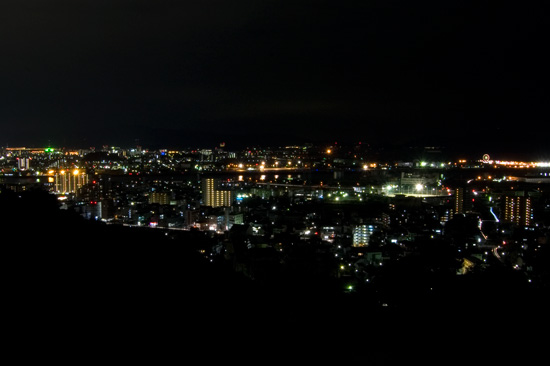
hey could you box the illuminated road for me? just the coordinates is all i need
[254,182,327,189]
[105,222,190,231]
[489,207,500,222]
[492,246,503,262]
[229,167,309,173]
[385,193,449,198]
[253,182,448,197]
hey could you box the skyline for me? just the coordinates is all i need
[1,1,548,155]
[3,141,550,168]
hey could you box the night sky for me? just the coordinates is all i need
[1,1,548,157]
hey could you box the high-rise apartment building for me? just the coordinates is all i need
[353,224,374,247]
[148,192,170,205]
[454,187,472,214]
[202,178,233,207]
[55,169,89,194]
[17,157,30,171]
[502,192,533,226]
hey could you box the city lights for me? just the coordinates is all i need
[1,142,548,306]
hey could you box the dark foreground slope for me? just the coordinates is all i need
[1,189,252,307]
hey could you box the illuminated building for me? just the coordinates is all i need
[148,192,170,205]
[353,224,374,247]
[17,157,30,171]
[454,187,472,214]
[202,178,233,207]
[55,169,89,194]
[502,192,533,227]
[227,213,244,230]
[400,171,439,191]
[321,226,336,243]
[5,147,53,155]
